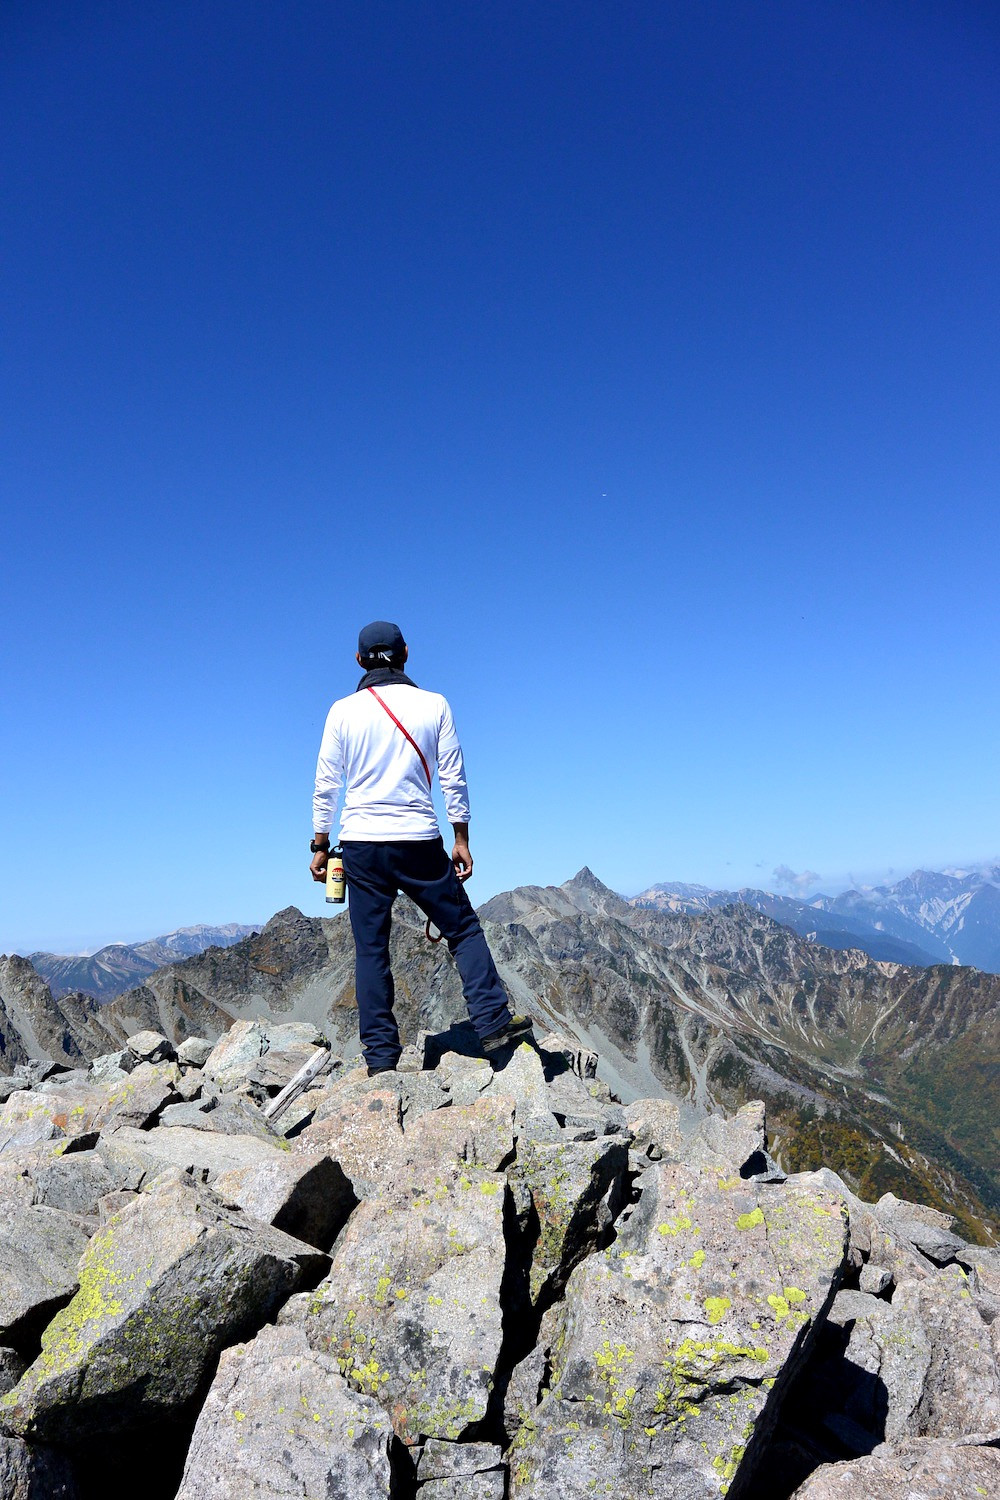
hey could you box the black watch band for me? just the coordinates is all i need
[310,839,331,853]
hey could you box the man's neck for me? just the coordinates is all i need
[356,666,418,692]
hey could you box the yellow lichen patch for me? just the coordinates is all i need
[735,1207,764,1231]
[340,1353,391,1397]
[703,1297,731,1326]
[688,1249,706,1270]
[10,1225,137,1385]
[657,1214,693,1238]
[410,1389,480,1440]
[713,1440,746,1493]
[593,1340,637,1425]
[653,1335,769,1427]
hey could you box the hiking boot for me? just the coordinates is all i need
[481,1014,535,1062]
[366,1064,397,1078]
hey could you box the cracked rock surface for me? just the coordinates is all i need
[0,1170,327,1442]
[507,1162,847,1499]
[790,1436,1000,1498]
[281,1154,509,1444]
[176,1323,394,1499]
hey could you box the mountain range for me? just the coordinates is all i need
[630,863,1000,971]
[22,862,1000,1007]
[1,869,998,1245]
[26,923,261,1000]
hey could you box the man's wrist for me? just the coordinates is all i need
[451,822,470,843]
[310,834,331,852]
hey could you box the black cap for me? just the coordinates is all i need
[358,620,406,663]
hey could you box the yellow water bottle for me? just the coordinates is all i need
[326,844,346,904]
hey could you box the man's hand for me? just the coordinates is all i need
[310,836,330,883]
[451,823,473,883]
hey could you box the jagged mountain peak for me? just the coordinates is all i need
[558,867,628,916]
[0,952,39,977]
[883,868,968,899]
[479,868,629,928]
[263,905,312,931]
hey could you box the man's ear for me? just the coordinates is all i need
[403,644,409,663]
[356,652,363,666]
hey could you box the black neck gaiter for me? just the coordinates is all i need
[355,667,419,692]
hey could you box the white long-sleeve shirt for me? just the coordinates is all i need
[312,682,470,841]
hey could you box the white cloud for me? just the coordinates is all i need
[772,864,822,897]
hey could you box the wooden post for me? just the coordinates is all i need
[263,1045,336,1122]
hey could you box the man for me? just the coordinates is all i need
[310,620,533,1076]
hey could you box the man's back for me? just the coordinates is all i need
[314,682,469,842]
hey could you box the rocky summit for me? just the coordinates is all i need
[0,1018,997,1498]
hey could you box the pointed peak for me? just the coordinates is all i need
[565,867,610,892]
[559,868,628,916]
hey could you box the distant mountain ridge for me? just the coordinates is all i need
[26,922,261,1000]
[629,864,1000,972]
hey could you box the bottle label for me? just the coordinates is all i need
[326,855,346,904]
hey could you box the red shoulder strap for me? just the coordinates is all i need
[366,687,445,944]
[367,687,433,786]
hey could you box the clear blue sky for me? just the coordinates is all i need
[3,1,999,952]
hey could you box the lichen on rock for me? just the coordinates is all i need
[507,1162,849,1498]
[0,1169,327,1441]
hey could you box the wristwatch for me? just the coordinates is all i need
[310,839,330,853]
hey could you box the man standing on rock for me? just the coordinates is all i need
[310,620,532,1077]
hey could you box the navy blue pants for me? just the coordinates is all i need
[341,837,512,1069]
